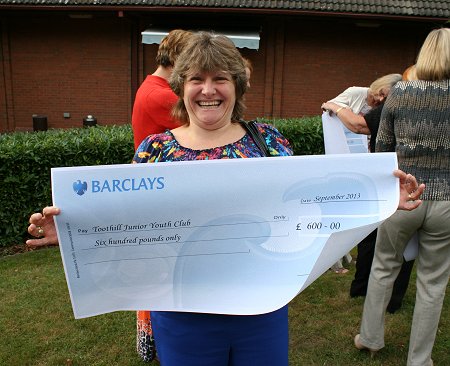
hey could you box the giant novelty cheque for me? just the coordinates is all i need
[52,153,399,318]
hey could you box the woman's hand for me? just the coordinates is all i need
[321,101,337,114]
[394,170,425,211]
[26,206,61,248]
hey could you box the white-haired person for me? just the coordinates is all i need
[321,73,416,313]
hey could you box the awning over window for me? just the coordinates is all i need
[141,28,260,50]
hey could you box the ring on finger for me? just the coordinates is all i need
[37,226,44,236]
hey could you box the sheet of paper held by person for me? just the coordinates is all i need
[321,112,369,154]
[52,153,398,319]
[322,111,418,261]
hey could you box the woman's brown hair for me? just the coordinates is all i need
[156,29,193,68]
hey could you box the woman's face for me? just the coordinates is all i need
[183,69,236,130]
[367,88,388,108]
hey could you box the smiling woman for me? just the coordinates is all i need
[25,30,425,366]
[163,33,248,150]
[134,31,293,164]
[169,32,247,125]
[132,31,294,366]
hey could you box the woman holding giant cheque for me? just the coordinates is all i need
[27,32,425,366]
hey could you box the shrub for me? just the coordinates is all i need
[0,125,134,247]
[0,118,324,248]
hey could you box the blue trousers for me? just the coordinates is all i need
[151,305,289,366]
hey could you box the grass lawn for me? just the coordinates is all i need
[1,247,448,365]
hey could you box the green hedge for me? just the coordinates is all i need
[0,117,324,248]
[260,116,324,156]
[0,125,135,248]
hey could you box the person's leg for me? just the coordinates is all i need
[358,207,424,350]
[407,201,450,366]
[136,310,157,362]
[350,229,377,297]
[386,258,415,313]
[344,252,353,265]
[228,305,288,366]
[151,311,230,366]
[331,258,348,273]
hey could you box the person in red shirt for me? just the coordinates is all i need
[132,29,193,149]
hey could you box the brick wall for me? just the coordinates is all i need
[2,14,133,131]
[278,19,427,117]
[0,12,435,132]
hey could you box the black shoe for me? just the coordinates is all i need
[350,291,366,298]
[350,283,367,298]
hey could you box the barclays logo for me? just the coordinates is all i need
[73,180,88,196]
[72,177,165,195]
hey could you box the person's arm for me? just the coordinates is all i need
[26,206,60,248]
[326,86,370,115]
[321,101,370,134]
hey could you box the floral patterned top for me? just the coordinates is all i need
[133,122,292,363]
[133,123,293,163]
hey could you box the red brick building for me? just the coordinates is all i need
[0,1,448,132]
